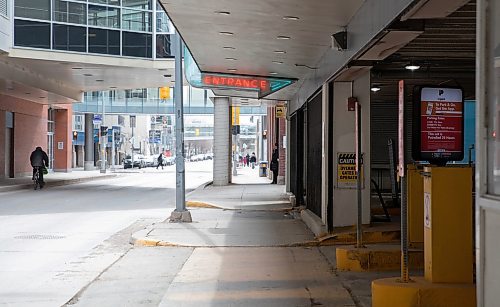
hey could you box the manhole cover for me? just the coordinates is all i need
[14,234,65,240]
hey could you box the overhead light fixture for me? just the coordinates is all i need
[39,96,46,99]
[163,74,172,77]
[25,92,31,95]
[95,79,104,82]
[272,61,283,64]
[274,50,286,54]
[219,31,234,36]
[228,68,237,72]
[371,86,381,92]
[109,86,117,89]
[223,46,236,50]
[269,72,278,75]
[283,16,299,20]
[405,63,421,71]
[158,68,168,71]
[72,67,83,70]
[215,11,230,15]
[225,57,237,61]
[83,73,93,77]
[277,35,291,40]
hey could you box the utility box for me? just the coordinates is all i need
[259,161,268,177]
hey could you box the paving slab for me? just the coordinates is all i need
[159,247,356,307]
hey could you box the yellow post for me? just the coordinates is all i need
[407,165,424,248]
[423,166,473,283]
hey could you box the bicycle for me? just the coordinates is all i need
[33,167,42,190]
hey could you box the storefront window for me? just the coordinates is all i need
[88,5,120,29]
[15,0,50,20]
[53,0,87,25]
[488,0,500,194]
[122,9,151,31]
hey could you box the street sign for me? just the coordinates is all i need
[149,130,161,143]
[130,115,136,128]
[276,105,286,118]
[93,114,102,125]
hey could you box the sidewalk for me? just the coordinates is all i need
[131,175,359,306]
[0,169,118,193]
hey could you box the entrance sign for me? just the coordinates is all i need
[337,152,364,189]
[184,48,295,98]
[412,86,464,164]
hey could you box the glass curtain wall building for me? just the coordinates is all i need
[13,0,174,58]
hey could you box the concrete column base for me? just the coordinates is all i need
[300,209,328,238]
[84,162,95,171]
[372,277,476,307]
[169,210,192,223]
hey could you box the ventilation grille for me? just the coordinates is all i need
[0,0,7,17]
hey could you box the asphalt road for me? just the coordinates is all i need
[0,161,213,307]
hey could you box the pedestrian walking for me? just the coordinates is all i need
[156,153,164,170]
[246,153,250,167]
[250,152,257,169]
[270,147,279,184]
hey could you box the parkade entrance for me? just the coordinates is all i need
[160,0,499,305]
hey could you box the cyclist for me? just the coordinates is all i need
[30,146,49,188]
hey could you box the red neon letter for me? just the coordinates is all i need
[235,79,242,87]
[220,77,226,85]
[213,77,220,85]
[203,75,212,85]
[250,80,258,88]
[243,79,250,88]
[260,80,268,89]
[227,78,235,86]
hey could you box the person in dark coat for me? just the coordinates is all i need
[30,146,49,187]
[250,152,257,169]
[270,147,279,184]
[246,153,250,167]
[156,153,164,170]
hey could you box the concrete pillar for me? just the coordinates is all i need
[213,97,230,186]
[53,106,72,172]
[84,113,94,170]
[332,71,371,227]
[285,117,291,192]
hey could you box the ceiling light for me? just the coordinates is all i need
[371,86,381,92]
[283,16,300,20]
[7,87,13,90]
[269,72,278,75]
[277,35,291,40]
[109,86,117,89]
[225,57,237,61]
[219,31,234,36]
[163,74,172,77]
[240,98,249,101]
[158,68,168,71]
[39,96,46,99]
[272,61,283,64]
[25,92,31,95]
[405,61,420,71]
[83,73,93,77]
[95,79,104,82]
[228,68,237,72]
[72,67,83,70]
[215,11,230,15]
[274,50,286,54]
[223,46,236,50]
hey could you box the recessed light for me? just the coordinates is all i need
[95,79,104,82]
[215,11,230,15]
[109,86,117,89]
[72,67,83,70]
[25,92,31,95]
[158,68,168,71]
[228,68,237,72]
[163,74,172,77]
[7,87,14,90]
[219,31,234,36]
[283,16,299,20]
[371,86,381,92]
[274,50,286,54]
[225,57,237,61]
[39,96,46,99]
[240,98,249,101]
[277,35,291,40]
[223,46,236,50]
[269,72,278,75]
[83,73,93,77]
[272,61,283,64]
[405,64,421,71]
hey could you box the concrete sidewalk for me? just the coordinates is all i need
[131,183,359,306]
[0,169,118,193]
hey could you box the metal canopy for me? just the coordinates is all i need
[159,0,364,101]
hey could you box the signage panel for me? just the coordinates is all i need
[412,86,464,164]
[337,152,364,189]
[276,105,286,118]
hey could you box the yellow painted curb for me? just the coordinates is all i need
[336,245,424,272]
[134,238,180,247]
[319,230,400,245]
[372,277,476,307]
[185,201,221,209]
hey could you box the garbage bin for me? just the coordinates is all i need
[259,161,268,177]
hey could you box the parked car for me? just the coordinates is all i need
[163,156,175,166]
[123,155,146,169]
[205,152,213,160]
[144,155,156,167]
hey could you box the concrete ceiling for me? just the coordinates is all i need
[0,49,176,104]
[159,0,364,101]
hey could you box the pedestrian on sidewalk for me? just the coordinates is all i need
[246,153,250,167]
[156,153,164,170]
[270,146,279,184]
[250,152,257,169]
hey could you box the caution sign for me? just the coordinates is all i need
[276,105,286,118]
[337,152,364,189]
